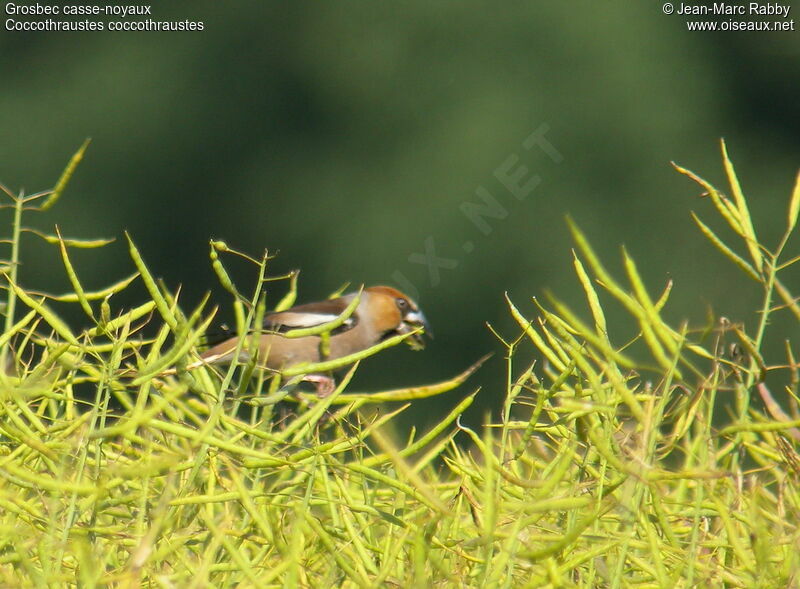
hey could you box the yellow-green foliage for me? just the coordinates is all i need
[1,142,799,587]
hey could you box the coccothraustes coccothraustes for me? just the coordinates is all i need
[200,285,430,396]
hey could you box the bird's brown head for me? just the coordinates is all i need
[364,285,431,350]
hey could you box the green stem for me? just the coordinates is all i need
[1,192,24,366]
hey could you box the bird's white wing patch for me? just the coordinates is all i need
[268,312,353,330]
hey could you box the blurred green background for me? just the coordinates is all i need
[1,2,798,425]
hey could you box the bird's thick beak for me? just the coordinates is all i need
[402,310,432,350]
[405,310,432,337]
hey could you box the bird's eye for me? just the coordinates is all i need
[395,298,409,310]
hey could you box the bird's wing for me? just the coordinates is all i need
[263,297,358,334]
[203,296,359,347]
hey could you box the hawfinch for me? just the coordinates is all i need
[200,285,430,396]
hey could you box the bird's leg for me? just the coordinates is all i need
[303,374,336,398]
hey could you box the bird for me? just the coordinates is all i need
[199,285,430,396]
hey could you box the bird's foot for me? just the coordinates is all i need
[303,374,336,398]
